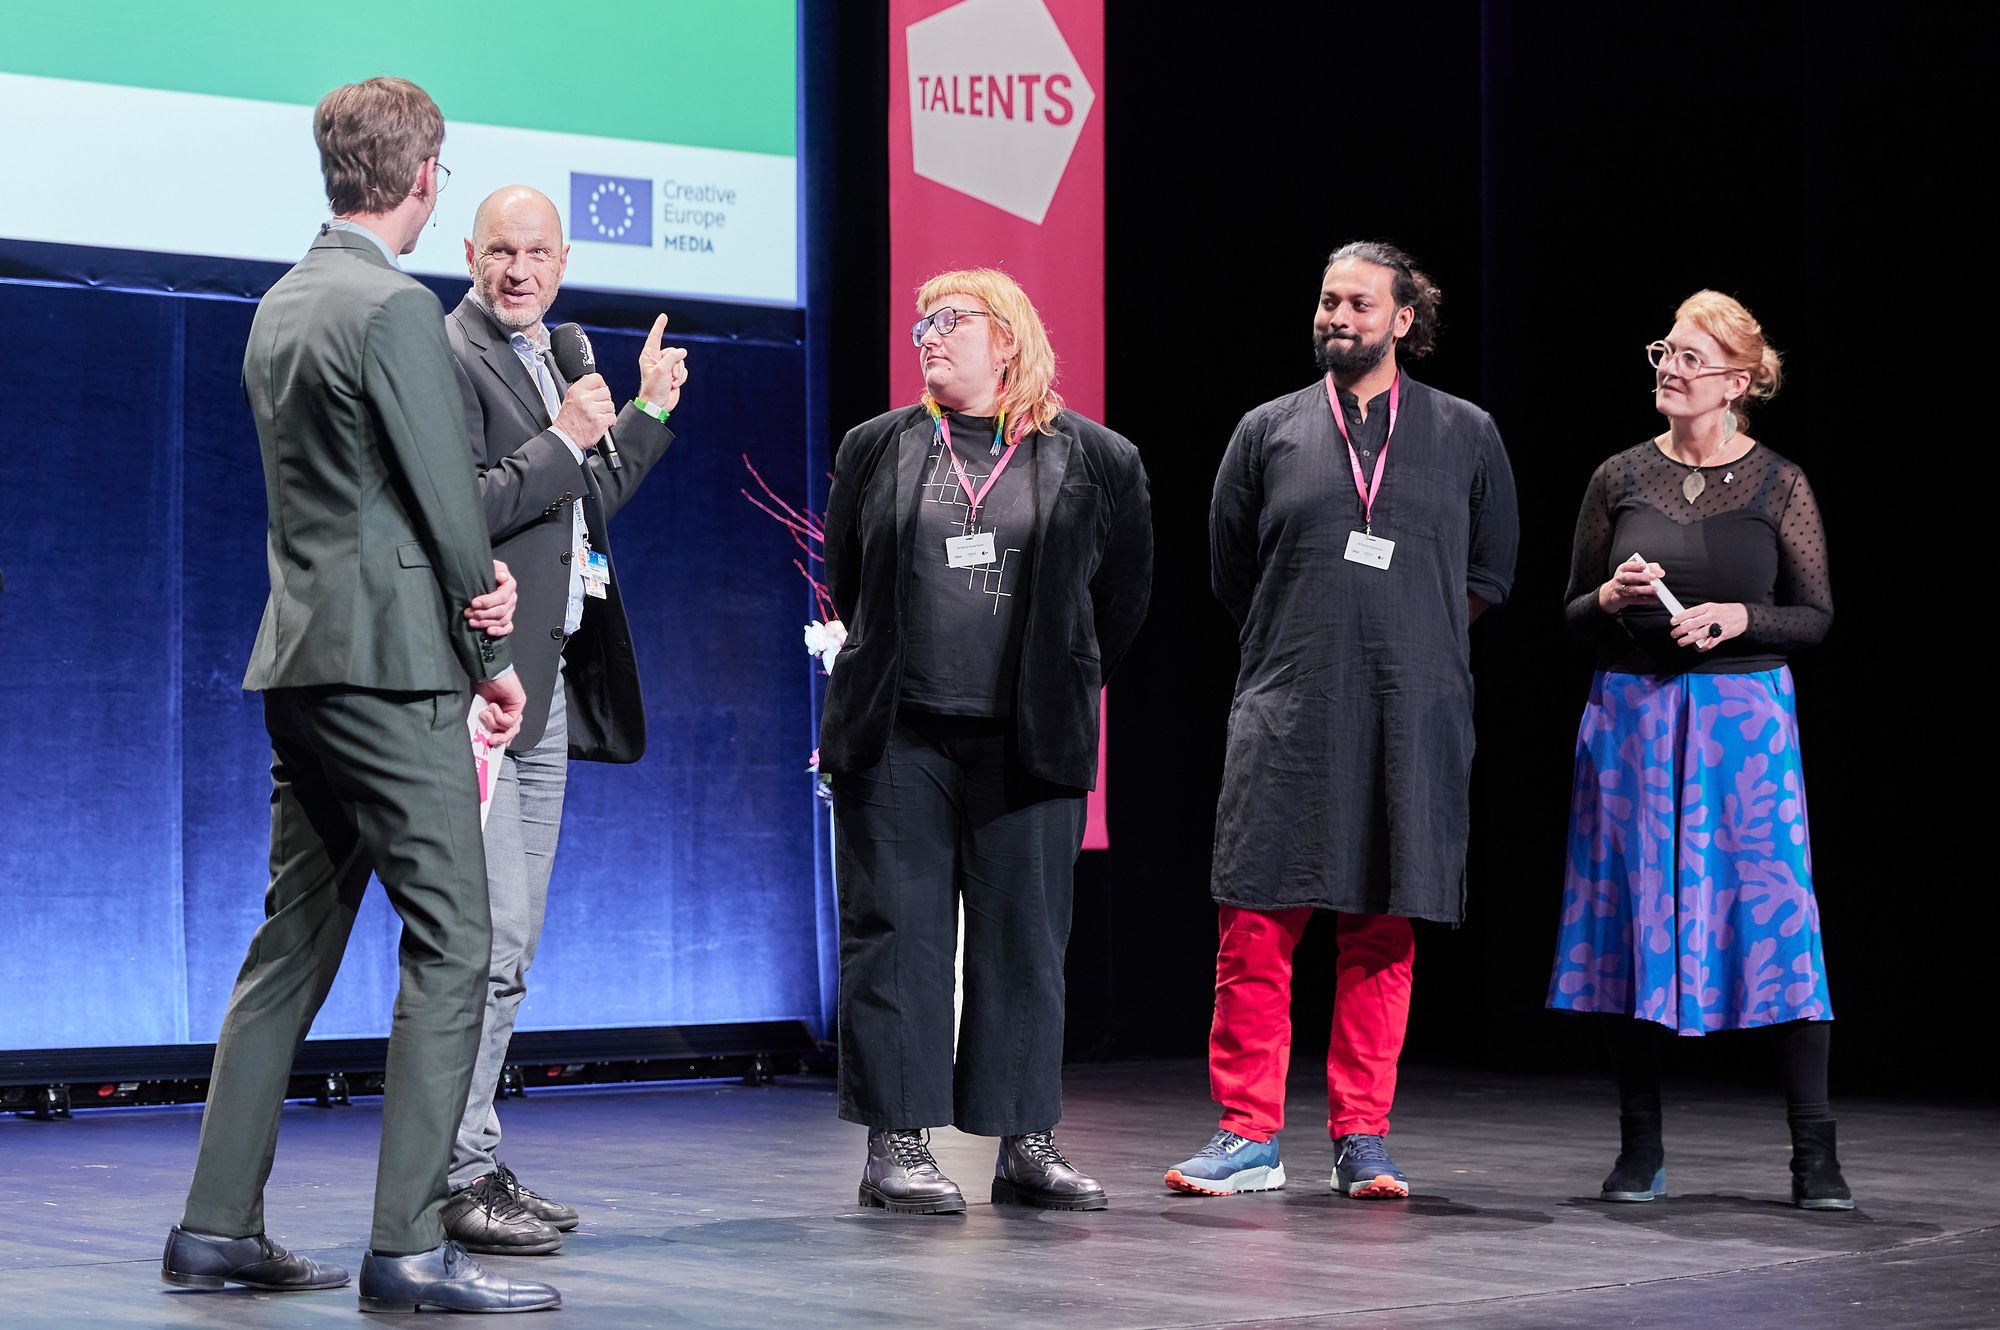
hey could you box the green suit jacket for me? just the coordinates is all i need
[242,229,509,691]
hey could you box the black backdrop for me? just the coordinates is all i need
[824,3,1989,1099]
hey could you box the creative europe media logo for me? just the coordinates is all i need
[569,173,730,254]
[571,174,653,247]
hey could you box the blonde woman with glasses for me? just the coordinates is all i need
[818,268,1152,1215]
[1547,291,1851,1211]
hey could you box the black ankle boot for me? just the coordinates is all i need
[1601,1111,1666,1202]
[1788,1117,1854,1210]
[859,1129,966,1214]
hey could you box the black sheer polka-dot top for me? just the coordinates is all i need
[1563,438,1832,675]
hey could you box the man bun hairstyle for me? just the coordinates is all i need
[1327,240,1443,360]
[315,76,445,217]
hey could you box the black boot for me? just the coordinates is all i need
[1600,1111,1666,1202]
[1789,1117,1854,1210]
[992,1130,1108,1210]
[859,1129,966,1214]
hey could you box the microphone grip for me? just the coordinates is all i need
[547,321,621,469]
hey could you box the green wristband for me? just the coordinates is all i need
[634,398,671,423]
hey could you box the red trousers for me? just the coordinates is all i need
[1209,904,1415,1141]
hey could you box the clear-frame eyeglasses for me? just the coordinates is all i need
[1645,340,1740,379]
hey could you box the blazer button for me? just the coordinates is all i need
[560,551,571,564]
[550,628,565,641]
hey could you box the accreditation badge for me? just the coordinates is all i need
[945,530,998,569]
[1343,529,1395,570]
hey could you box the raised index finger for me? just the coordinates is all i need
[644,313,669,357]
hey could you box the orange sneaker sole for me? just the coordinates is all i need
[1343,1175,1409,1198]
[1164,1170,1230,1196]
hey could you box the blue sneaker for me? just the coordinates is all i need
[1165,1130,1287,1196]
[1331,1134,1409,1198]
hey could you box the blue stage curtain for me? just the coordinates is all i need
[0,277,831,1050]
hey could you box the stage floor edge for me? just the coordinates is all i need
[3,1060,1995,1329]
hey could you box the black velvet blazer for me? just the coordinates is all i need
[819,405,1153,789]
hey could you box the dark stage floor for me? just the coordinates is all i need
[3,1060,1995,1328]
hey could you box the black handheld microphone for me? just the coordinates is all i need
[548,322,623,471]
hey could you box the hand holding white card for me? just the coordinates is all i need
[1629,552,1685,616]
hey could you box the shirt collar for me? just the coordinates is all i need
[322,218,400,268]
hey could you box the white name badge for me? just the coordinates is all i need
[946,531,997,568]
[1344,529,1396,570]
[580,549,610,598]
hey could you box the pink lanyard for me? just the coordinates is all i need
[1324,372,1400,533]
[935,413,1020,528]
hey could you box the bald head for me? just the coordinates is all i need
[471,185,558,243]
[466,185,570,331]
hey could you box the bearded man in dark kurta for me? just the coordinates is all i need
[1165,243,1518,1201]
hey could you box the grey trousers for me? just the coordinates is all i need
[450,670,569,1187]
[182,686,490,1255]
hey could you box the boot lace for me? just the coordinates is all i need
[883,1129,939,1169]
[1013,1130,1071,1168]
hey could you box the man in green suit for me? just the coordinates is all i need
[162,77,559,1315]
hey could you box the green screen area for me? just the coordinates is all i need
[1,0,795,157]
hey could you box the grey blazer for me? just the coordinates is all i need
[445,294,674,758]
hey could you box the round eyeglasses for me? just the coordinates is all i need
[912,307,993,346]
[1645,340,1740,379]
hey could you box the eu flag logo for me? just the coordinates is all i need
[569,173,653,246]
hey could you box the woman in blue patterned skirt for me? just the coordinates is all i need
[1546,290,1851,1210]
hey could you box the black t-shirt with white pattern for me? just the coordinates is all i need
[900,415,1039,716]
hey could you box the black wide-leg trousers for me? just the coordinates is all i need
[832,711,1087,1137]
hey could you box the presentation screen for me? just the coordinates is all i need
[0,1,800,305]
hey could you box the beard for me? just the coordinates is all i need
[475,271,553,331]
[1314,325,1394,379]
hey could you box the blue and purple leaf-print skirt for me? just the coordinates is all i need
[1547,668,1832,1034]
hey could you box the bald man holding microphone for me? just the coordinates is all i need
[439,185,689,1255]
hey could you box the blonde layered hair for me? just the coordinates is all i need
[1677,290,1783,429]
[916,268,1065,436]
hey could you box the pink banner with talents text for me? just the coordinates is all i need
[889,0,1110,846]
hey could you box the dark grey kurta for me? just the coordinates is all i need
[1209,375,1519,922]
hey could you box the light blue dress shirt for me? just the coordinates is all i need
[498,319,590,637]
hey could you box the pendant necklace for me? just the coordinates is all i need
[1676,417,1736,503]
[1681,463,1709,504]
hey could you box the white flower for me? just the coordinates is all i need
[803,618,847,673]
